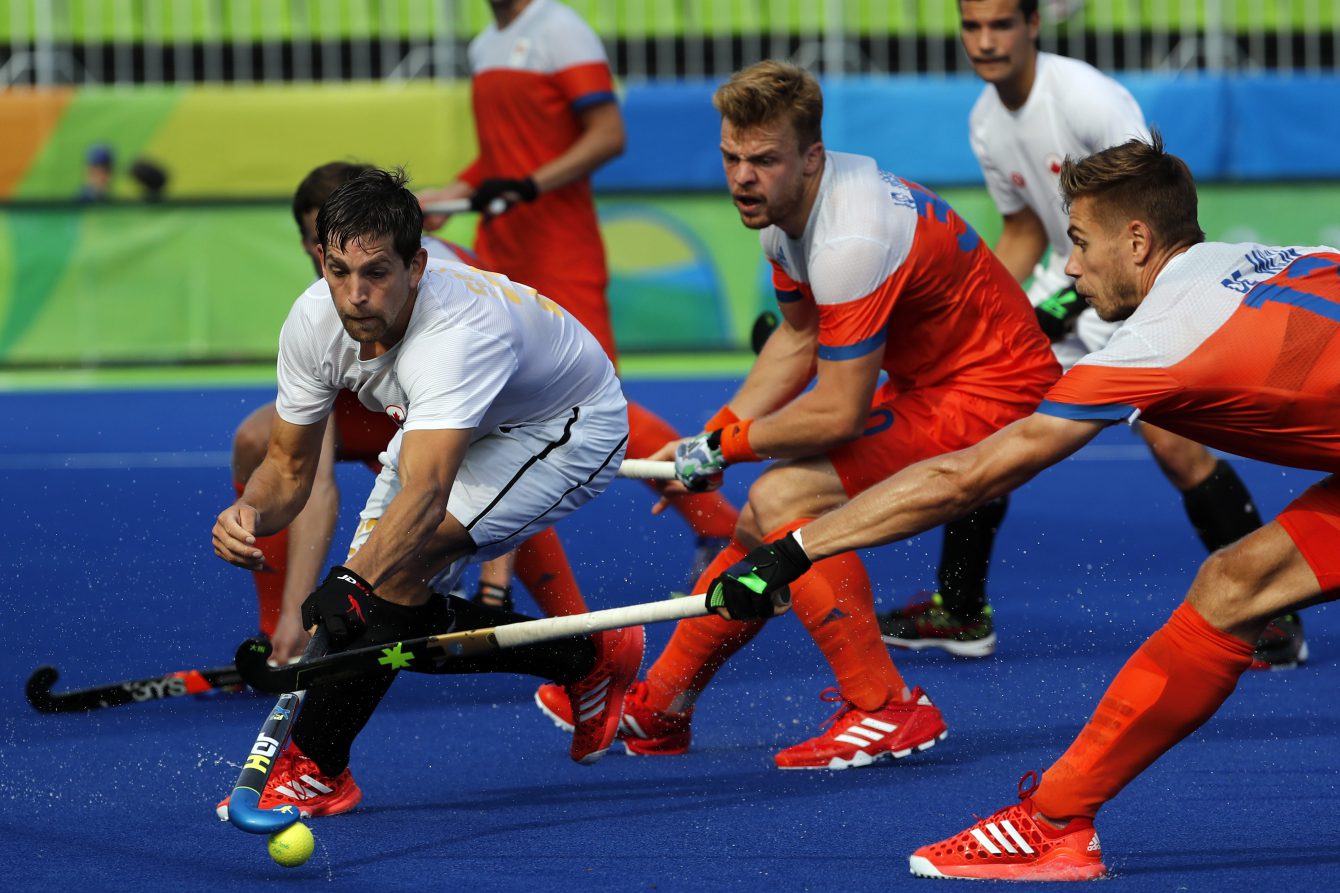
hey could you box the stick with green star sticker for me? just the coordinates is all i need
[233,588,785,695]
[224,627,330,836]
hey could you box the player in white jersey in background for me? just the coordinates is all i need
[212,169,643,820]
[878,0,1306,670]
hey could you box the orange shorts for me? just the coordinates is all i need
[332,389,399,472]
[828,383,1037,498]
[1276,475,1340,589]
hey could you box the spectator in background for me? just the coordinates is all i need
[77,144,113,202]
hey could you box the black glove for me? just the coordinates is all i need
[706,533,810,620]
[1034,286,1085,342]
[301,565,376,647]
[470,177,539,215]
[751,310,779,354]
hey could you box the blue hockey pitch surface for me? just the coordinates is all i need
[1,380,1336,891]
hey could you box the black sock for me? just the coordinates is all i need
[293,593,597,775]
[1181,460,1262,551]
[293,593,449,776]
[936,496,1008,616]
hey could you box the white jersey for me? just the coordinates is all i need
[468,0,605,77]
[274,264,620,438]
[969,53,1148,290]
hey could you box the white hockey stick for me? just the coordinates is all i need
[617,458,675,480]
[423,197,508,216]
[235,590,789,696]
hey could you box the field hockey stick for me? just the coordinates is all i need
[616,458,675,480]
[26,663,244,713]
[235,590,789,696]
[226,628,329,836]
[422,196,508,216]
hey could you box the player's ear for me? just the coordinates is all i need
[803,140,824,175]
[1128,219,1153,265]
[409,246,428,287]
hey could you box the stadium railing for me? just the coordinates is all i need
[1,0,1337,86]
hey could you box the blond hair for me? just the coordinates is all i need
[1060,131,1204,247]
[713,60,823,149]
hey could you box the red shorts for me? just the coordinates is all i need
[332,390,399,472]
[1276,475,1340,590]
[828,383,1036,497]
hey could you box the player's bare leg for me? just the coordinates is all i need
[1140,422,1306,668]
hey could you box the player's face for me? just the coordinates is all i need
[720,117,822,236]
[299,208,322,277]
[320,234,428,356]
[959,0,1039,87]
[1065,197,1142,322]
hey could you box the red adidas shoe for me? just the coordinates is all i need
[535,680,693,756]
[774,687,947,770]
[909,772,1107,881]
[565,625,645,765]
[215,741,362,821]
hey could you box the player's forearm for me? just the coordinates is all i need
[725,322,816,420]
[281,473,340,607]
[995,212,1049,284]
[342,483,449,589]
[742,389,869,459]
[800,452,1003,560]
[239,460,312,537]
[531,106,625,193]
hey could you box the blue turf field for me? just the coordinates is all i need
[1,380,1336,891]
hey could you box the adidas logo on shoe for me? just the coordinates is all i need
[1087,833,1102,853]
[274,774,335,802]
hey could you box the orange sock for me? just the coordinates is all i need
[514,527,588,617]
[770,520,907,712]
[643,538,765,712]
[235,480,287,638]
[1035,601,1254,821]
[626,400,738,539]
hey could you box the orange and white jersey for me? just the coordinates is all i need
[1041,242,1340,472]
[762,151,1057,402]
[460,0,613,293]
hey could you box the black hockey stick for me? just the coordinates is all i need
[26,663,245,713]
[226,627,329,835]
[235,591,789,695]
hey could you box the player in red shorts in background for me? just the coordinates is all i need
[234,161,588,663]
[419,0,739,594]
[535,61,1060,769]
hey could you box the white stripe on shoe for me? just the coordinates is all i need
[1000,820,1035,854]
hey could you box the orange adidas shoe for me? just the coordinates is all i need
[908,772,1107,881]
[564,625,645,765]
[215,741,362,821]
[535,679,693,756]
[774,687,947,770]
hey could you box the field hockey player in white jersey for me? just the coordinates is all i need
[212,168,643,820]
[878,0,1305,671]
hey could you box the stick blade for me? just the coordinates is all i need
[25,665,60,713]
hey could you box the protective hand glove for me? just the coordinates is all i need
[301,565,376,648]
[705,533,811,620]
[1034,286,1085,342]
[470,177,539,215]
[674,430,727,492]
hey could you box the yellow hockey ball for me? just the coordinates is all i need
[267,822,314,868]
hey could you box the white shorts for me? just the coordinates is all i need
[347,385,628,593]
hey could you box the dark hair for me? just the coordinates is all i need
[714,60,823,150]
[316,167,423,267]
[292,161,373,231]
[1060,130,1205,248]
[959,0,1038,18]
